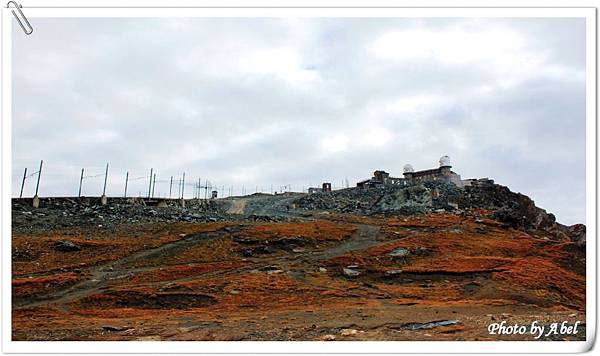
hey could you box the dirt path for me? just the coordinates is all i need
[227,199,246,215]
[313,224,382,260]
[13,226,240,310]
[14,221,384,311]
[243,194,304,217]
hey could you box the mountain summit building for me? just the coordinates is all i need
[357,155,475,188]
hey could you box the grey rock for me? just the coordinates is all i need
[53,240,81,252]
[388,247,410,257]
[343,268,361,277]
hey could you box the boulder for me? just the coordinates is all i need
[53,240,81,252]
[343,268,361,277]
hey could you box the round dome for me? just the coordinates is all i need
[439,155,451,167]
[403,164,414,173]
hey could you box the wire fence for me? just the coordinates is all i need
[14,160,352,200]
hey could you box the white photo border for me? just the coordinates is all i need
[1,3,596,354]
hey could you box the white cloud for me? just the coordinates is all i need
[382,95,440,113]
[361,127,393,147]
[239,46,319,84]
[371,26,525,64]
[320,134,350,153]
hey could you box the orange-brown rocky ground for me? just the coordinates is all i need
[12,212,585,341]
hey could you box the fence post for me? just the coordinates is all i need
[32,160,43,208]
[100,163,109,205]
[181,172,185,199]
[147,168,153,198]
[179,172,186,207]
[124,171,129,197]
[102,163,109,196]
[34,160,43,196]
[78,168,84,197]
[151,173,156,198]
[19,167,27,198]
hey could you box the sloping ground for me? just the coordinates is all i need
[11,210,585,341]
[324,213,585,310]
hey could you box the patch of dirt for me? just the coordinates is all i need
[77,290,217,309]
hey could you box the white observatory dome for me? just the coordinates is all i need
[439,155,451,167]
[403,164,414,173]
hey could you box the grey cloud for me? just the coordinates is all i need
[12,17,586,224]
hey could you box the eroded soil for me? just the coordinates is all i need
[12,199,586,341]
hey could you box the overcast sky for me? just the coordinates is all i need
[12,17,586,224]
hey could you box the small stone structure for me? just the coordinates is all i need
[308,187,321,194]
[308,182,333,194]
[357,170,405,188]
[461,178,495,187]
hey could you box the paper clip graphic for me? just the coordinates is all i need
[7,1,33,35]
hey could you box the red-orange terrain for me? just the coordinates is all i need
[12,194,586,341]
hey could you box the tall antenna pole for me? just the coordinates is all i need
[78,168,84,197]
[102,163,109,196]
[169,176,173,199]
[147,168,153,198]
[34,160,43,197]
[19,167,27,198]
[124,171,129,197]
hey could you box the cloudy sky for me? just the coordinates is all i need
[12,17,586,224]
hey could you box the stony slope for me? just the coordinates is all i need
[11,181,586,341]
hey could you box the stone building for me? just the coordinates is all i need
[403,156,463,186]
[356,170,405,188]
[308,182,333,194]
[357,155,464,188]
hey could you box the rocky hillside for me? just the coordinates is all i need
[295,181,584,244]
[12,179,585,245]
[11,179,586,341]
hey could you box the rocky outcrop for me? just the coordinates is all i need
[568,224,586,247]
[455,183,585,242]
[296,180,583,243]
[457,184,556,230]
